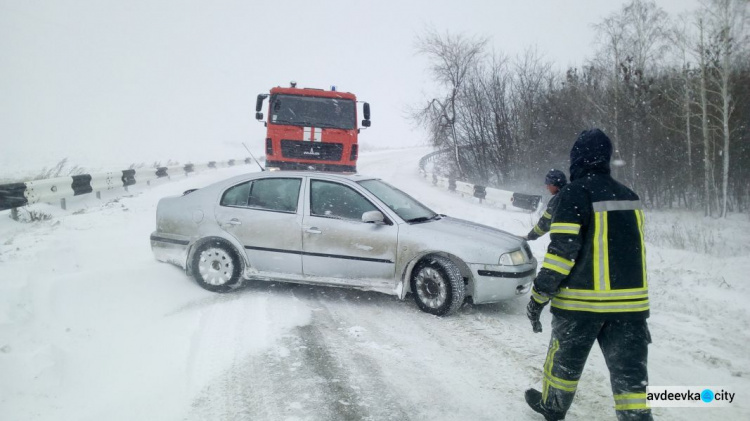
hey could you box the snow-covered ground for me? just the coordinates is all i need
[1,147,748,420]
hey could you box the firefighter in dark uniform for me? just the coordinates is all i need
[525,129,652,421]
[524,169,568,241]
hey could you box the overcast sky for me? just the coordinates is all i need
[0,0,699,176]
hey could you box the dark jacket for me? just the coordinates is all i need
[531,130,648,320]
[526,193,561,240]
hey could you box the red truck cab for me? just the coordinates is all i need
[256,83,371,172]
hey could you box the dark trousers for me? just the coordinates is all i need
[541,315,653,421]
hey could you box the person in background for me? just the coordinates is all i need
[525,129,652,421]
[524,169,567,241]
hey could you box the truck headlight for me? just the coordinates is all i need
[499,250,526,265]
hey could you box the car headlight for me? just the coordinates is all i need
[499,250,526,265]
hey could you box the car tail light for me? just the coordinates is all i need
[350,144,358,161]
[266,138,273,155]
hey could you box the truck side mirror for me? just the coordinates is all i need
[256,94,268,122]
[362,102,371,127]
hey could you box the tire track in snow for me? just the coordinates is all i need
[183,287,311,420]
[184,306,405,420]
[297,303,411,421]
[288,286,541,420]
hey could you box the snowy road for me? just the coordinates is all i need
[185,282,546,421]
[1,148,749,420]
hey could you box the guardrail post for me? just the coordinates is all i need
[60,198,66,210]
[11,207,19,221]
[473,185,487,204]
[97,191,101,199]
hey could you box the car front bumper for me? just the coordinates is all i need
[150,232,190,270]
[469,263,536,304]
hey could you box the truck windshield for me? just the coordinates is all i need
[358,179,439,223]
[270,94,356,130]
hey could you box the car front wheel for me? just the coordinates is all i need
[191,240,242,292]
[411,255,465,316]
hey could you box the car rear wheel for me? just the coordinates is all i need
[191,240,242,292]
[411,256,465,316]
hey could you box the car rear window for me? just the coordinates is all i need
[221,181,251,207]
[220,178,301,213]
[248,178,301,212]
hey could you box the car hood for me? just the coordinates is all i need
[400,216,528,264]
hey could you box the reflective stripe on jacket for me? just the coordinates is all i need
[527,193,561,240]
[533,170,648,320]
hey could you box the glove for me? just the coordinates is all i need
[526,298,547,333]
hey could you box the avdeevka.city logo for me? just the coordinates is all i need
[647,386,735,407]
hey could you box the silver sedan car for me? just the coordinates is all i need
[150,171,537,315]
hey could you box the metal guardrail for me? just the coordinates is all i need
[418,149,541,212]
[0,158,255,216]
[1,151,540,218]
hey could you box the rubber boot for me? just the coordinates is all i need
[525,388,565,421]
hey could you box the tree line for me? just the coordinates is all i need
[412,0,749,216]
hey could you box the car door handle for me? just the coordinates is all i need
[305,227,322,234]
[227,218,242,225]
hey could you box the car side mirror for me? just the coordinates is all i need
[362,210,384,224]
[256,112,264,121]
[361,119,371,127]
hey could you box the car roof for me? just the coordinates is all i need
[219,170,379,187]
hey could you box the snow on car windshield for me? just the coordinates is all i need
[358,179,437,222]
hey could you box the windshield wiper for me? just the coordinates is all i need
[272,119,347,129]
[311,122,337,128]
[406,214,441,224]
[283,120,335,128]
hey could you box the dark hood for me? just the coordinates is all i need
[545,169,567,188]
[569,129,612,181]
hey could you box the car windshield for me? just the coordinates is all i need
[358,179,438,223]
[269,94,356,130]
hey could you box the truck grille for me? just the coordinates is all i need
[281,140,343,162]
